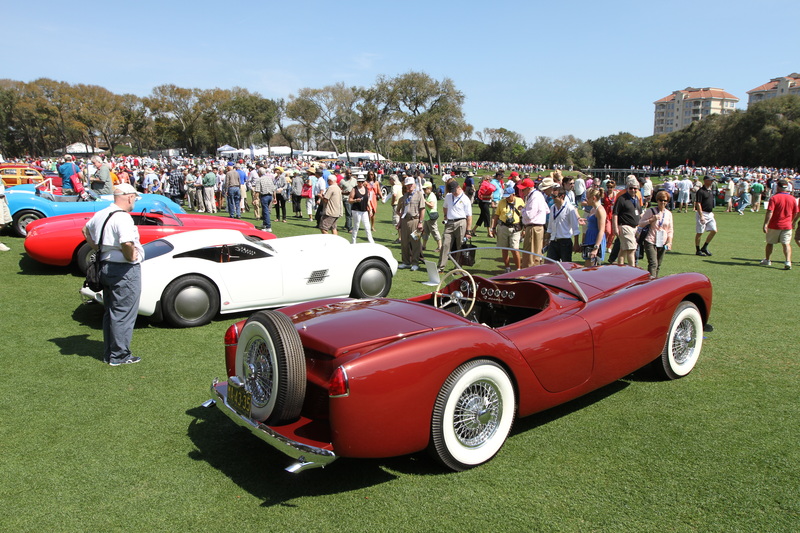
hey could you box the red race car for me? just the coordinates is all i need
[207,247,713,473]
[24,205,274,273]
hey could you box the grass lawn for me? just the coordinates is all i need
[0,198,797,532]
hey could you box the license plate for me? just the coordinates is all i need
[227,381,252,417]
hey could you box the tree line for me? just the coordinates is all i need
[1,75,798,170]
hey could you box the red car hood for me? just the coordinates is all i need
[284,298,465,358]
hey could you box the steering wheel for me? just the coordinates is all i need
[433,268,477,318]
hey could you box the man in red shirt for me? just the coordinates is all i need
[761,180,799,270]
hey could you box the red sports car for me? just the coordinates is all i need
[207,247,713,473]
[24,206,275,272]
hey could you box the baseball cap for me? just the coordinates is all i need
[113,183,140,197]
[503,183,516,198]
[403,177,415,186]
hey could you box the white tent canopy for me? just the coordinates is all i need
[216,144,237,152]
[54,143,105,155]
[302,150,337,159]
[338,151,386,162]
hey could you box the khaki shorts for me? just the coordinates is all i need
[766,228,792,245]
[496,224,521,248]
[619,225,637,251]
[319,215,339,232]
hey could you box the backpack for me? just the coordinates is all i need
[477,180,496,201]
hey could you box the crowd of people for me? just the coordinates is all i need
[2,154,799,277]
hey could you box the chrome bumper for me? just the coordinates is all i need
[208,379,337,473]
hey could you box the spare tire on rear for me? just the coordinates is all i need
[234,310,306,424]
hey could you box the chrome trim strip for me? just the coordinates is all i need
[210,380,337,472]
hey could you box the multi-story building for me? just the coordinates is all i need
[747,73,800,105]
[653,87,739,135]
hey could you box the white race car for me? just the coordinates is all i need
[80,229,398,327]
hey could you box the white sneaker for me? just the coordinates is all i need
[760,259,771,266]
[785,262,792,270]
[410,265,419,271]
[0,243,9,251]
[398,263,410,269]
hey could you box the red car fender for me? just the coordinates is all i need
[326,324,541,459]
[579,272,712,387]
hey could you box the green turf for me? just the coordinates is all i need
[0,199,797,532]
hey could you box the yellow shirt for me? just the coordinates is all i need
[494,197,525,225]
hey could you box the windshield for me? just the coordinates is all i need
[446,246,588,302]
[139,202,180,225]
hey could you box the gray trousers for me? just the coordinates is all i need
[101,262,141,363]
[438,218,467,269]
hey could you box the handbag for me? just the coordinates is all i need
[84,211,121,292]
[635,208,653,258]
[428,210,439,221]
[453,237,476,267]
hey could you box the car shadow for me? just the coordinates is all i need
[72,301,150,330]
[16,254,73,276]
[510,379,630,436]
[48,333,105,362]
[184,405,400,507]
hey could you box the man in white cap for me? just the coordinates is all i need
[612,175,642,266]
[396,176,426,270]
[81,183,144,366]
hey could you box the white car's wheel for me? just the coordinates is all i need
[430,359,515,471]
[350,258,392,298]
[161,275,220,327]
[234,310,306,424]
[655,301,703,379]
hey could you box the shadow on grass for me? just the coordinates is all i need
[71,300,150,330]
[184,405,404,506]
[16,254,75,276]
[510,380,630,436]
[49,333,105,362]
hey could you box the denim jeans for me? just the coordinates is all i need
[260,194,273,228]
[227,186,241,217]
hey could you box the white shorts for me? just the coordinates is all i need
[696,211,717,233]
[677,191,690,204]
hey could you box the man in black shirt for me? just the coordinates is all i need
[612,176,642,266]
[694,176,718,256]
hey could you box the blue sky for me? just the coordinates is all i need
[3,0,798,143]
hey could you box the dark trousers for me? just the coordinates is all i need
[342,198,353,231]
[546,238,573,262]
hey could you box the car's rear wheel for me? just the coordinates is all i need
[234,310,306,424]
[161,275,220,327]
[12,210,43,237]
[430,359,515,471]
[654,301,703,379]
[350,258,392,298]
[76,242,96,274]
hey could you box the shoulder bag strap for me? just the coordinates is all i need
[96,210,122,261]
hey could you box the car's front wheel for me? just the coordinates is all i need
[350,258,392,298]
[161,275,220,327]
[12,210,43,237]
[234,310,306,424]
[430,359,515,471]
[654,301,703,379]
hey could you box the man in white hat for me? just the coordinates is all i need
[81,184,144,366]
[396,176,426,270]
